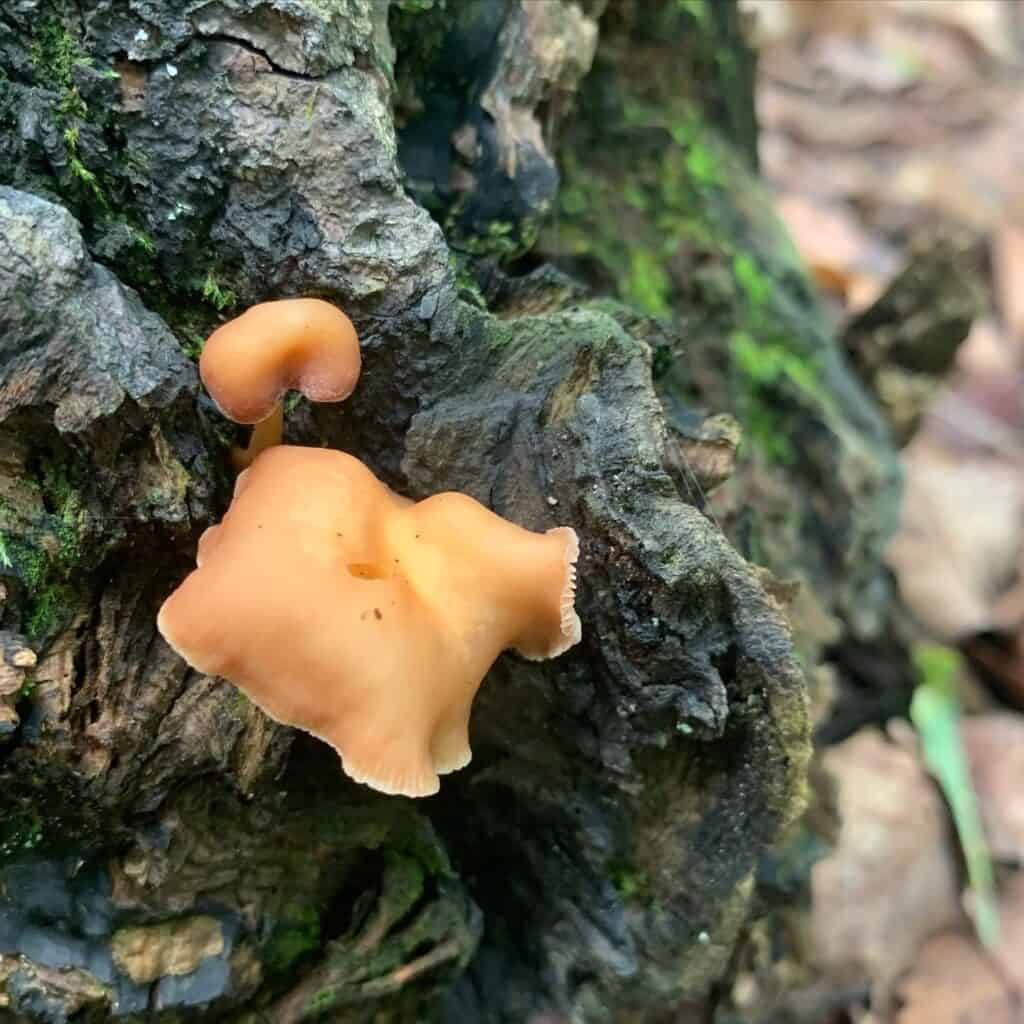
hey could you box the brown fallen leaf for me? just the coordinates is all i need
[888,0,1021,66]
[896,873,1024,1024]
[742,0,889,46]
[894,931,1016,1024]
[755,0,1024,243]
[992,221,1024,340]
[924,323,1024,468]
[775,193,897,312]
[963,714,1024,864]
[811,730,961,1006]
[955,317,1016,379]
[891,315,1024,702]
[886,441,1024,640]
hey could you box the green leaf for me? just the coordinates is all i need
[911,645,1000,949]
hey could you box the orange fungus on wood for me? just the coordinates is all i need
[157,446,581,798]
[200,298,360,468]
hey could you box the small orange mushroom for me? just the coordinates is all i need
[157,446,581,797]
[200,298,360,469]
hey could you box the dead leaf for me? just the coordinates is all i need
[775,194,897,310]
[886,442,1024,640]
[955,318,1016,379]
[894,931,1015,1024]
[896,873,1024,1023]
[992,222,1024,340]
[811,730,961,1004]
[756,0,1024,243]
[888,0,1021,66]
[742,0,888,46]
[963,714,1024,864]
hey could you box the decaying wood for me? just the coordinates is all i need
[0,1,900,1021]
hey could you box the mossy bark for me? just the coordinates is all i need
[0,2,895,1022]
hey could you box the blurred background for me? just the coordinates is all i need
[733,1,1024,1021]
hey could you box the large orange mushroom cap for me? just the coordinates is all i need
[157,446,581,798]
[200,298,360,424]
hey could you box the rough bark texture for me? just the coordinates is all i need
[0,2,896,1022]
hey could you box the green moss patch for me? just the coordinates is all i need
[0,445,96,644]
[540,14,840,466]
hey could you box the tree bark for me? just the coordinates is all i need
[0,2,895,1021]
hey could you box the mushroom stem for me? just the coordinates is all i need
[232,402,284,471]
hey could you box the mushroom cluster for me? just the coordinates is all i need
[158,300,581,797]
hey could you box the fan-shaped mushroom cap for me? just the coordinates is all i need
[157,446,581,798]
[200,298,360,424]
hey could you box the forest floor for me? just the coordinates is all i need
[747,1,1024,1021]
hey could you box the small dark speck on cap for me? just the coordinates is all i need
[374,608,382,620]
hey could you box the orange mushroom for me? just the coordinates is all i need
[200,299,360,469]
[157,446,581,797]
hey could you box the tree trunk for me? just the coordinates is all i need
[0,2,896,1021]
